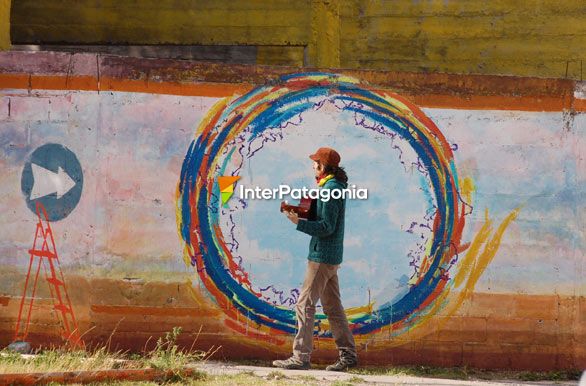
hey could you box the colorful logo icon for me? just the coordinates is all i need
[217,176,240,207]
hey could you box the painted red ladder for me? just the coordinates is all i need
[13,201,83,349]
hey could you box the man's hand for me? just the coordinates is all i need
[285,210,300,225]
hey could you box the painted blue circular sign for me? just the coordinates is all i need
[21,143,83,222]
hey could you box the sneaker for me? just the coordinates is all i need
[272,356,311,370]
[325,356,358,371]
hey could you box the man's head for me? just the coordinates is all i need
[309,147,341,179]
[309,147,341,168]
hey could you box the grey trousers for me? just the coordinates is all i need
[292,260,357,362]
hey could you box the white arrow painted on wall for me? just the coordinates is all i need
[30,163,76,200]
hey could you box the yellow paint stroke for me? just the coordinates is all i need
[196,98,230,137]
[460,177,475,203]
[453,210,493,289]
[373,206,520,346]
[186,281,205,307]
[462,208,521,292]
[320,301,375,331]
[433,207,521,334]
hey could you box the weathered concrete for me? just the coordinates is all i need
[9,0,586,78]
[0,51,584,370]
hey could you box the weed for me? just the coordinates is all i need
[266,370,287,380]
[143,327,207,382]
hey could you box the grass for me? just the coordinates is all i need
[0,326,211,383]
[516,370,582,382]
[59,373,318,385]
[330,375,366,385]
[0,347,134,374]
[349,365,469,380]
[348,364,582,382]
[296,374,318,382]
[265,370,287,380]
[0,327,316,385]
[2,331,582,385]
[142,327,207,373]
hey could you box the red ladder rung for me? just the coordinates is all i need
[46,277,64,286]
[28,249,56,259]
[53,304,71,314]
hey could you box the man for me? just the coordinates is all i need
[272,147,358,371]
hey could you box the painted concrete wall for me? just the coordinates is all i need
[9,0,586,78]
[0,51,584,370]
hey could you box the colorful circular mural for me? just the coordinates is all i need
[177,73,467,337]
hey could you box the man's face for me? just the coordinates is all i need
[312,161,324,178]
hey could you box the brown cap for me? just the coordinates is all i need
[309,147,341,167]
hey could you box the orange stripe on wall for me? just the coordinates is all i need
[0,74,30,89]
[409,94,569,112]
[101,77,254,97]
[1,74,583,112]
[90,304,203,317]
[573,98,586,111]
[1,74,253,98]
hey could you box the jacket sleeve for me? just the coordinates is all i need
[296,195,341,237]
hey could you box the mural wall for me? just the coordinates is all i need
[0,52,584,370]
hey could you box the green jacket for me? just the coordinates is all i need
[296,178,346,265]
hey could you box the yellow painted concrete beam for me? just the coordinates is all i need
[11,0,311,46]
[0,0,10,50]
[9,0,586,78]
[257,45,305,67]
[307,0,341,68]
[339,0,586,79]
